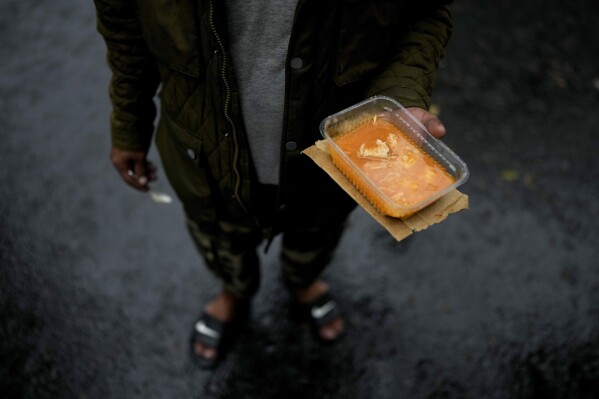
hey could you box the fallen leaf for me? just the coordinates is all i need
[500,169,519,182]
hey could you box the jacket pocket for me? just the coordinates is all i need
[335,0,404,86]
[135,0,201,78]
[156,110,217,222]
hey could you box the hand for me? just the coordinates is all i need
[406,107,446,139]
[110,147,157,192]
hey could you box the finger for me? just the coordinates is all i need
[110,148,151,191]
[424,117,446,138]
[148,169,158,182]
[146,161,157,173]
[122,169,149,191]
[133,160,149,186]
[114,162,141,189]
[414,109,446,138]
[146,161,158,182]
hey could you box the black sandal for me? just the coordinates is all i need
[190,304,249,369]
[294,291,345,344]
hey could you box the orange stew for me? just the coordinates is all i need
[331,119,454,216]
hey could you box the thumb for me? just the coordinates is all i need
[424,117,446,139]
[406,107,447,139]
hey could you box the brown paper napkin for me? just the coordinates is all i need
[303,141,469,241]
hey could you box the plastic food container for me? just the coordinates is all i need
[320,96,469,218]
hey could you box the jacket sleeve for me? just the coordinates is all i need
[366,3,453,110]
[94,0,161,152]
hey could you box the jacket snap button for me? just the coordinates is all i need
[186,148,196,159]
[285,141,298,151]
[290,57,303,70]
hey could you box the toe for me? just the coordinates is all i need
[319,317,344,341]
[194,342,218,360]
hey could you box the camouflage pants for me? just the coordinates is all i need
[185,211,347,299]
[156,119,354,299]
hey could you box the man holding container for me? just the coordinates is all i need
[94,0,452,368]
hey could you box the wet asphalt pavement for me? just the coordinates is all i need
[1,1,599,398]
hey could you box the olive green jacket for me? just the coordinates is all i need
[94,0,452,227]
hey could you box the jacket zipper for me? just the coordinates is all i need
[208,1,249,215]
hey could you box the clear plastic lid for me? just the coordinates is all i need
[320,96,469,218]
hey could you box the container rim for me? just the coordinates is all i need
[319,96,469,215]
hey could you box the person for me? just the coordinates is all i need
[93,0,453,368]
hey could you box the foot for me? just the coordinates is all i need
[295,280,345,342]
[192,290,243,364]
